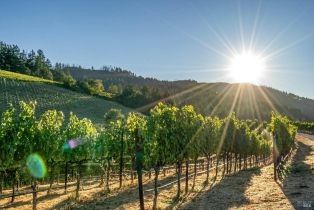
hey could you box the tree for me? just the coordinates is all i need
[104,108,124,125]
[109,84,121,95]
[88,79,104,94]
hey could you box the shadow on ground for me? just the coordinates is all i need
[179,167,261,210]
[280,136,314,210]
[52,172,179,209]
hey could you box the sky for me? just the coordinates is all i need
[1,0,314,99]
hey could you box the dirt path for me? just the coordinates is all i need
[180,133,314,210]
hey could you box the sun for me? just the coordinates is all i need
[228,51,265,84]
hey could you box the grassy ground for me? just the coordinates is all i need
[0,134,313,209]
[0,71,133,127]
[0,70,58,84]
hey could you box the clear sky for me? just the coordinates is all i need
[1,0,314,99]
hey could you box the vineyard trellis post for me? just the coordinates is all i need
[273,134,277,181]
[135,128,145,210]
[32,176,37,210]
[64,162,68,193]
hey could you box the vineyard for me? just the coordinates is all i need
[293,121,314,134]
[0,71,132,127]
[0,100,298,209]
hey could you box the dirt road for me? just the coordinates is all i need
[180,134,314,210]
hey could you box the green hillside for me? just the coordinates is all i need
[0,70,133,127]
[65,68,314,121]
[0,70,58,84]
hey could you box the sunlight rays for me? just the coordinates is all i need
[135,83,208,112]
[255,85,279,114]
[249,0,262,52]
[237,1,246,52]
[133,0,312,127]
[249,86,263,121]
[137,0,312,89]
[191,5,238,56]
[264,30,314,61]
[209,85,236,116]
[216,84,242,156]
[259,6,312,57]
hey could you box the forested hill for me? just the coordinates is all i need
[61,66,198,99]
[63,66,197,87]
[63,67,314,121]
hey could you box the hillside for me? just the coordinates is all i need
[0,70,133,127]
[165,82,314,121]
[63,67,198,88]
[0,70,58,84]
[64,68,314,121]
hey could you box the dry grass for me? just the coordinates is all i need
[1,133,313,210]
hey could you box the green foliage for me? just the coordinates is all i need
[88,79,104,94]
[36,110,64,162]
[14,101,37,163]
[270,113,297,155]
[0,42,53,80]
[0,100,284,202]
[293,121,314,133]
[235,121,251,156]
[104,109,125,125]
[95,123,121,161]
[64,112,97,162]
[0,105,17,167]
[177,105,203,160]
[195,116,221,159]
[126,112,146,157]
[145,103,178,167]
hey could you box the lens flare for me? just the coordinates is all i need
[63,139,83,153]
[26,154,47,178]
[63,143,71,152]
[68,139,80,149]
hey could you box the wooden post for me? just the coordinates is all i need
[119,129,124,188]
[76,162,81,201]
[11,170,16,203]
[32,177,37,210]
[273,135,277,181]
[64,162,68,194]
[135,128,145,210]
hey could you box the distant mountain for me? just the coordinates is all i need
[64,68,314,121]
[62,67,198,92]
